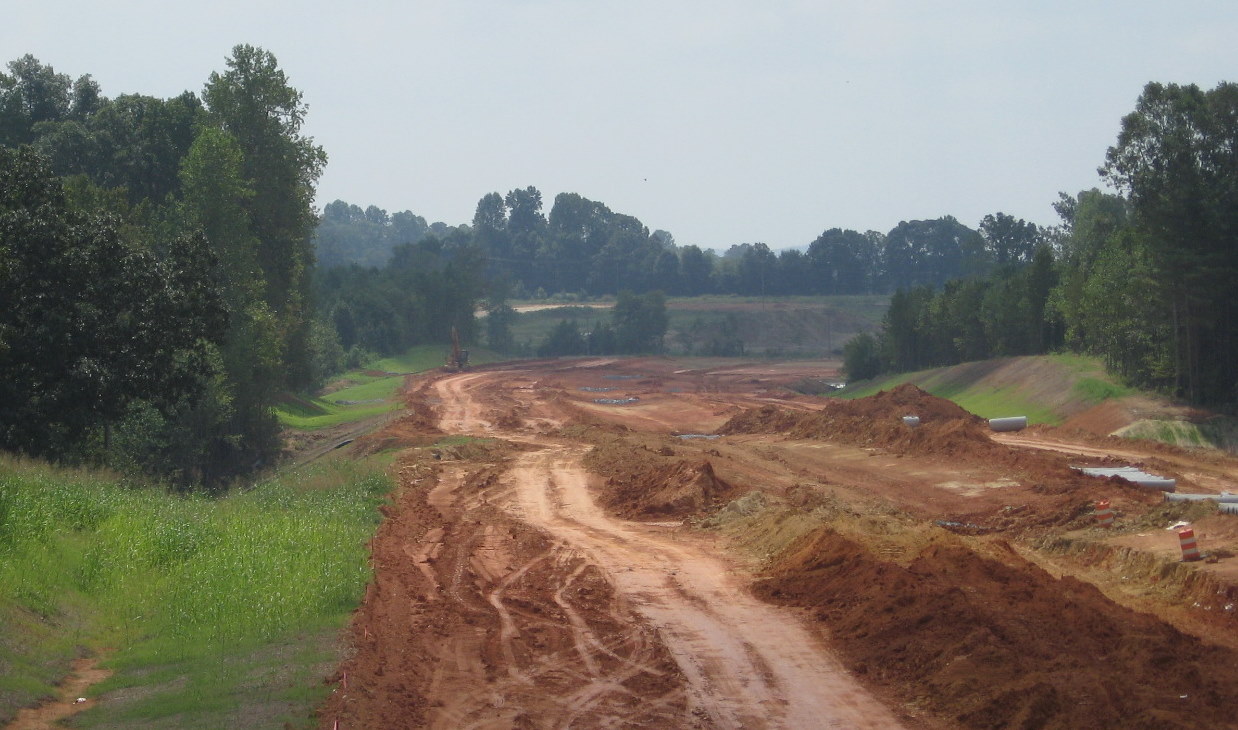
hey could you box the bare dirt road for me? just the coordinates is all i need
[503,445,903,729]
[435,365,902,727]
[322,358,1238,729]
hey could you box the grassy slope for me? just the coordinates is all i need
[837,354,1132,426]
[4,345,507,725]
[0,455,389,728]
[276,344,501,429]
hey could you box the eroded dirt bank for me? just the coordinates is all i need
[321,359,1238,729]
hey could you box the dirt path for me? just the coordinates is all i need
[506,447,904,729]
[4,658,110,730]
[436,370,905,729]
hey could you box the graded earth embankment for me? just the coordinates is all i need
[754,526,1238,730]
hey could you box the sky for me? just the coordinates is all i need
[6,1,1238,251]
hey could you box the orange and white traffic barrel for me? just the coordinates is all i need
[1094,499,1115,527]
[1177,526,1201,562]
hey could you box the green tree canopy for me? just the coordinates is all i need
[1101,81,1238,402]
[0,147,225,459]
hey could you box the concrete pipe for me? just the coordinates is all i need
[988,416,1028,432]
[1221,503,1238,515]
[1165,492,1238,503]
[1076,466,1176,491]
[902,416,920,428]
[1128,477,1177,491]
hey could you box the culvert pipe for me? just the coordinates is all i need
[988,416,1028,432]
[1164,492,1238,503]
[1074,466,1177,491]
[902,416,920,428]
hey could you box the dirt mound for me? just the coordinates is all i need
[722,384,978,437]
[715,404,802,434]
[720,384,995,458]
[585,441,736,519]
[835,382,980,422]
[755,527,1238,729]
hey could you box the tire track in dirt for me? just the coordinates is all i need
[436,369,906,730]
[321,390,695,729]
[507,449,904,730]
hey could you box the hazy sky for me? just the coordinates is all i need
[7,1,1238,250]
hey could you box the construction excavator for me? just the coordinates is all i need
[445,326,469,371]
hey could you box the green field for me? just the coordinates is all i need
[0,454,389,728]
[505,295,888,357]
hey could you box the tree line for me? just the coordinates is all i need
[847,82,1238,406]
[1,49,337,486]
[315,192,1048,299]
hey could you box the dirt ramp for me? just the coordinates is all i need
[755,527,1238,729]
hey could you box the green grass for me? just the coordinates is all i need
[275,399,398,430]
[0,455,391,728]
[1117,416,1238,451]
[932,383,1061,424]
[1072,376,1133,403]
[843,373,1060,423]
[371,344,455,373]
[275,344,504,430]
[508,307,615,349]
[329,377,404,402]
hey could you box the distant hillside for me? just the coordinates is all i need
[837,354,1238,451]
[505,295,887,358]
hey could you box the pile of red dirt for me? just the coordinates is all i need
[715,404,802,434]
[720,384,995,458]
[720,386,1175,533]
[586,442,736,519]
[755,527,1238,729]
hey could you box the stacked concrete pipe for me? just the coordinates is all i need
[1165,492,1238,513]
[1164,492,1238,503]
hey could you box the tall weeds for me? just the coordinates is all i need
[0,454,389,724]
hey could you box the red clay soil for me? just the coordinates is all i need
[585,444,737,519]
[755,527,1238,730]
[317,453,691,729]
[314,363,1238,730]
[718,384,984,453]
[718,385,1163,513]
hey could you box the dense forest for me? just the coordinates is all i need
[4,47,1235,489]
